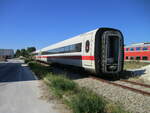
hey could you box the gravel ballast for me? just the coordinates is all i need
[51,65,150,113]
[75,78,150,113]
[128,64,150,85]
[113,81,150,93]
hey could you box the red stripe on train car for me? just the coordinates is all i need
[82,56,95,60]
[36,55,95,60]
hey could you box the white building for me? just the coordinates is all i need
[0,49,14,59]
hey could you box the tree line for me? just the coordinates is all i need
[15,47,36,58]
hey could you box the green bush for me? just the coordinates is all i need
[25,59,32,63]
[69,88,106,113]
[28,62,50,79]
[46,74,76,91]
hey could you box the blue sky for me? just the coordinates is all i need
[0,0,150,50]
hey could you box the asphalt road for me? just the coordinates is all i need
[0,60,60,113]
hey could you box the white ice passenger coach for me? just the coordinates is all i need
[33,28,124,75]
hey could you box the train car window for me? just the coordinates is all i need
[41,51,48,55]
[136,56,140,60]
[142,47,148,51]
[70,45,76,52]
[136,47,141,51]
[126,56,128,59]
[142,56,148,60]
[130,56,134,60]
[60,47,64,53]
[54,49,58,53]
[41,43,82,55]
[130,48,134,51]
[65,46,70,52]
[126,48,129,51]
[75,43,82,52]
[69,45,72,51]
[33,53,38,55]
[85,40,90,53]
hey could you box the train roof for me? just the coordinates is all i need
[125,42,150,48]
[39,28,98,52]
[34,27,122,53]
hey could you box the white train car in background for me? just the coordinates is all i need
[33,28,124,75]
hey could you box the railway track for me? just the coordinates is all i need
[120,79,150,88]
[35,61,150,96]
[90,76,150,96]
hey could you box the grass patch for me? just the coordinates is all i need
[44,73,77,98]
[29,61,130,113]
[28,61,51,79]
[124,61,150,70]
[68,88,128,113]
[46,74,76,91]
[105,103,129,113]
[69,88,106,113]
[25,58,33,63]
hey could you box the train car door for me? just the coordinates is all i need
[83,33,93,66]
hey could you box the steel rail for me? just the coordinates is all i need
[90,76,150,96]
[121,80,150,88]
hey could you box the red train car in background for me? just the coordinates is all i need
[124,42,150,61]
